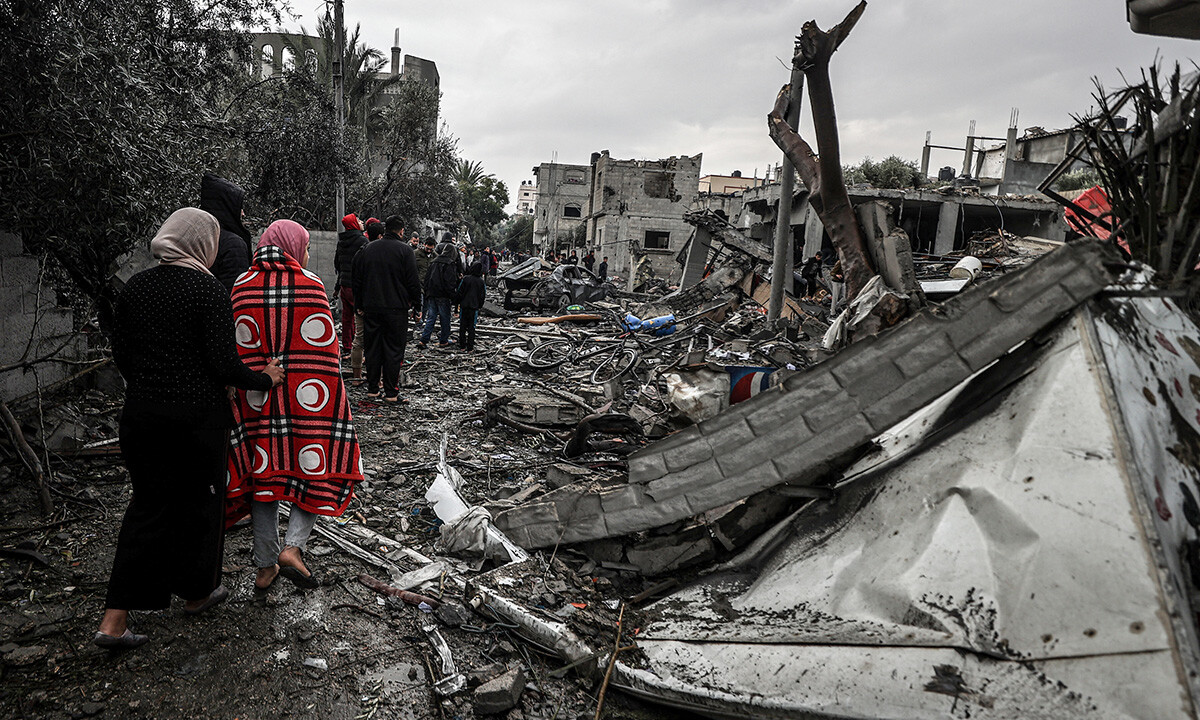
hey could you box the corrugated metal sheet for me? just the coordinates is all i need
[618,302,1199,718]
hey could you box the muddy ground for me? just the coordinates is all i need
[0,303,703,720]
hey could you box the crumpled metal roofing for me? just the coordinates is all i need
[615,297,1200,719]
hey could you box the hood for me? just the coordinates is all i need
[199,173,251,243]
[338,228,366,245]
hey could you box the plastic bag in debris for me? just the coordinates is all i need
[434,505,517,564]
[622,312,677,336]
[663,369,729,423]
[822,275,908,350]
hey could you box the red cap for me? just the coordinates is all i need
[366,217,381,226]
[341,213,362,231]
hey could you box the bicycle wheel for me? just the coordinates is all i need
[527,340,574,370]
[590,347,638,384]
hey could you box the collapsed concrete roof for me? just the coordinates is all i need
[493,239,1121,548]
[609,291,1200,718]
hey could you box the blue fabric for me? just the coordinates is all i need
[420,297,452,344]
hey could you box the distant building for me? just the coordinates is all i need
[515,180,537,216]
[531,162,590,255]
[585,150,702,288]
[699,172,765,195]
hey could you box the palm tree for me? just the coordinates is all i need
[282,15,402,129]
[453,159,490,187]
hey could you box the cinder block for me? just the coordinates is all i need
[864,356,971,432]
[892,330,956,379]
[602,494,696,538]
[800,388,854,435]
[545,463,592,489]
[555,492,601,521]
[706,417,757,456]
[598,486,644,514]
[503,500,559,527]
[648,425,702,454]
[831,357,905,403]
[958,287,1075,371]
[714,419,812,476]
[661,436,713,472]
[627,450,667,483]
[776,415,874,481]
[942,294,1006,350]
[701,461,783,507]
[646,459,725,501]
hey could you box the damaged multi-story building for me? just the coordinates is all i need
[584,151,702,288]
[530,162,590,256]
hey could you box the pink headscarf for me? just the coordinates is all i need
[150,208,220,276]
[257,219,310,264]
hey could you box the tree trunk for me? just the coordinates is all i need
[768,1,875,299]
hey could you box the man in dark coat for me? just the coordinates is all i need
[351,216,421,402]
[597,256,609,279]
[455,263,486,352]
[582,251,595,272]
[412,237,436,322]
[418,243,461,349]
[800,251,823,297]
[334,213,368,354]
[200,173,253,291]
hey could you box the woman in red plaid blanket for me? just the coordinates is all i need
[227,220,363,592]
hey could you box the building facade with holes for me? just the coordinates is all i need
[584,151,702,289]
[530,163,590,256]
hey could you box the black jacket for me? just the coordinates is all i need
[351,233,421,313]
[334,229,368,287]
[200,173,253,291]
[425,252,460,300]
[455,268,486,310]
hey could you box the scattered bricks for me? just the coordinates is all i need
[545,463,591,490]
[473,666,525,715]
[627,450,668,483]
[602,493,696,538]
[467,662,507,689]
[661,436,713,472]
[892,330,956,379]
[645,459,724,501]
[644,425,701,455]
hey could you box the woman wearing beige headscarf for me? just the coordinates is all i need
[94,208,285,650]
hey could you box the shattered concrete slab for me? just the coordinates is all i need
[493,239,1121,548]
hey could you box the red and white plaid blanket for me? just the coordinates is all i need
[226,245,361,523]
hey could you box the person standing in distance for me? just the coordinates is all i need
[351,216,420,402]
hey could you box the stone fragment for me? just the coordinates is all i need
[473,667,526,715]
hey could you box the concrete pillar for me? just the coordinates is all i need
[934,201,960,255]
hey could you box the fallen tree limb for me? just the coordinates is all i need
[0,399,53,515]
[358,573,442,609]
[518,314,603,325]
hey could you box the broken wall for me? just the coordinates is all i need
[0,232,87,402]
[586,151,702,287]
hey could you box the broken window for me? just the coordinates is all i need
[562,204,581,218]
[644,171,678,200]
[644,230,670,249]
[260,44,274,77]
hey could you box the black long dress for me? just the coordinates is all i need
[106,265,271,610]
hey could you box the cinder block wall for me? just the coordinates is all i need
[0,233,86,402]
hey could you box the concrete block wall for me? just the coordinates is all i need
[0,232,86,402]
[493,239,1120,549]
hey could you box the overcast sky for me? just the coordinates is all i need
[281,1,1197,211]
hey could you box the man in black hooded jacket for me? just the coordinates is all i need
[352,216,421,401]
[200,173,253,291]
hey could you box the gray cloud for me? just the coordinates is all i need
[282,1,1198,210]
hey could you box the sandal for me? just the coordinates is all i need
[183,585,229,616]
[278,550,320,590]
[93,629,149,651]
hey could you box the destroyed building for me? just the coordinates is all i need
[584,150,702,288]
[530,162,590,256]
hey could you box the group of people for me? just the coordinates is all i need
[544,250,609,278]
[95,175,365,650]
[332,214,487,402]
